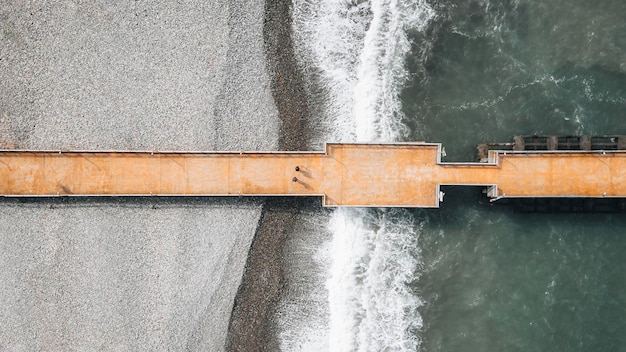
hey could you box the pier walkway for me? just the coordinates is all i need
[1,143,625,207]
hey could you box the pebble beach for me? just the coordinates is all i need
[0,1,288,350]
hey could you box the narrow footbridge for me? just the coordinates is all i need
[1,140,625,207]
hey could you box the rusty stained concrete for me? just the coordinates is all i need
[1,143,626,207]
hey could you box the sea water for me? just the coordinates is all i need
[290,0,626,351]
[406,1,626,351]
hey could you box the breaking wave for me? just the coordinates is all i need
[285,0,436,350]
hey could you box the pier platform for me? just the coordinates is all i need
[1,143,625,207]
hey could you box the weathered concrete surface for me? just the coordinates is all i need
[0,0,278,350]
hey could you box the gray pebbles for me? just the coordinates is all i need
[0,1,278,350]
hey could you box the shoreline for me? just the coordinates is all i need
[226,0,314,350]
[263,0,311,152]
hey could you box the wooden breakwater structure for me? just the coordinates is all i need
[1,138,626,208]
[477,135,626,211]
[477,135,626,161]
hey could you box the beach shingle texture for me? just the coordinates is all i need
[0,1,278,350]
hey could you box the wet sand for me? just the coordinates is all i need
[227,200,305,352]
[226,0,315,350]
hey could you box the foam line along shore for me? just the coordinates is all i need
[285,1,436,350]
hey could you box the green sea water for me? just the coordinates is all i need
[402,0,626,350]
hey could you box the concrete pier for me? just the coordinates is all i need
[1,143,626,207]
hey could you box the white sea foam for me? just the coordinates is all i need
[292,0,434,143]
[328,208,424,351]
[287,0,435,351]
